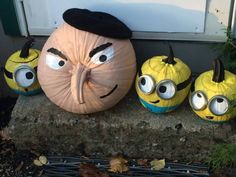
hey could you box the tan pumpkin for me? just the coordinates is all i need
[37,8,136,114]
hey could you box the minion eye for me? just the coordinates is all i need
[209,96,229,116]
[156,80,176,100]
[14,66,36,88]
[46,54,66,70]
[138,75,155,94]
[190,91,207,110]
[90,46,114,65]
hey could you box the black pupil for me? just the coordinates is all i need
[140,78,146,85]
[99,55,107,62]
[217,98,224,103]
[159,86,167,93]
[59,60,65,66]
[25,72,33,79]
[197,93,202,98]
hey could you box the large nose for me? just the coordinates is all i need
[71,64,91,104]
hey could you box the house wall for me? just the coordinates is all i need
[0,19,220,97]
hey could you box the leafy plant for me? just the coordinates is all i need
[215,28,236,72]
[207,144,236,170]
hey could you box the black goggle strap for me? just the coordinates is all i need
[4,66,38,79]
[4,68,13,79]
[176,74,192,91]
[230,99,236,108]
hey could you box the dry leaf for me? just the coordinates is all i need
[39,156,48,165]
[109,156,129,173]
[137,159,148,167]
[34,159,43,166]
[79,163,109,177]
[0,129,11,140]
[150,159,165,171]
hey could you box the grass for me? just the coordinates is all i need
[207,144,236,170]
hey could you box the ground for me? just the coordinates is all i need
[0,96,236,177]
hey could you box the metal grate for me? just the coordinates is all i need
[43,156,210,177]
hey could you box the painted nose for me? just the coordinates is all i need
[71,64,91,104]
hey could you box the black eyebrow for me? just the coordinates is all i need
[89,43,112,58]
[47,48,68,60]
[177,74,192,91]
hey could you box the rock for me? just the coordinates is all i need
[8,92,236,161]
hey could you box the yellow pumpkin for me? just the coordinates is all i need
[189,59,236,122]
[136,45,192,113]
[4,39,41,95]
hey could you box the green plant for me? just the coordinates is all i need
[215,28,236,71]
[207,144,236,170]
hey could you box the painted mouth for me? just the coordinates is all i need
[150,99,160,104]
[100,84,118,99]
[206,116,214,120]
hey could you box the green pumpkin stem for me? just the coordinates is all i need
[19,38,34,58]
[212,58,225,83]
[162,45,176,65]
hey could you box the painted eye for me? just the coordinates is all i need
[138,75,155,94]
[46,54,66,70]
[156,80,176,99]
[14,67,36,88]
[91,47,114,64]
[209,96,229,116]
[190,91,207,110]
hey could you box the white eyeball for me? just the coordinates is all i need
[138,75,155,94]
[91,47,114,64]
[14,66,36,88]
[209,96,229,116]
[46,54,66,70]
[190,91,208,110]
[156,80,176,100]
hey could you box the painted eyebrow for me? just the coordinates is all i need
[89,42,112,58]
[47,48,68,60]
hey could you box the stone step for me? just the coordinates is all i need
[8,91,236,161]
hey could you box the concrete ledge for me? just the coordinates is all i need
[9,92,236,161]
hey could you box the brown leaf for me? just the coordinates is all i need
[79,163,109,177]
[137,159,148,167]
[0,129,11,140]
[109,156,129,173]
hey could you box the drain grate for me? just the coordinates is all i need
[43,156,210,177]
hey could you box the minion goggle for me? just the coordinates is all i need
[4,65,37,88]
[189,90,236,116]
[138,74,191,100]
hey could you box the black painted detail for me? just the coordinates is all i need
[89,43,112,58]
[20,38,34,58]
[212,59,225,83]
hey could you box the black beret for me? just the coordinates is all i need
[63,8,132,39]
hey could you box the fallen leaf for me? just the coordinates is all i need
[0,129,11,140]
[79,163,109,177]
[109,156,129,173]
[137,159,148,167]
[39,156,47,165]
[15,161,24,171]
[150,159,165,171]
[34,159,43,166]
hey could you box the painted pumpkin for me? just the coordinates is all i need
[37,8,136,114]
[136,46,192,113]
[4,39,41,95]
[189,59,236,122]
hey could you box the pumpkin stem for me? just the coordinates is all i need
[19,38,34,58]
[162,44,176,65]
[212,58,225,83]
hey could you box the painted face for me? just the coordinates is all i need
[4,39,41,95]
[189,59,236,122]
[136,47,191,113]
[38,23,136,114]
